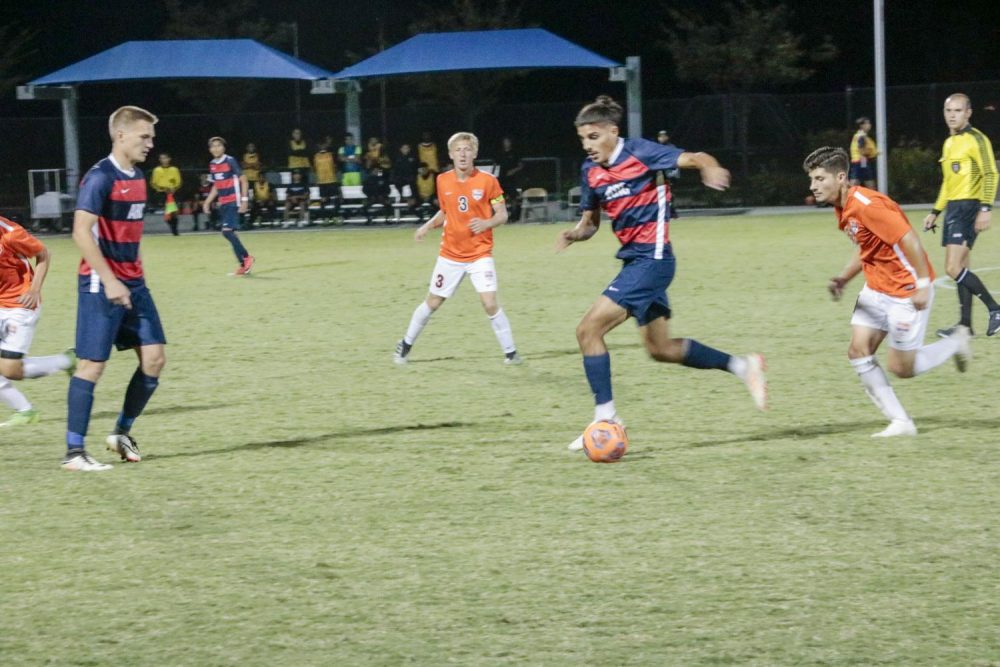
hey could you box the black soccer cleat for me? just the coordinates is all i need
[988,310,1000,337]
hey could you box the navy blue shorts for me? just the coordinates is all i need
[220,205,241,230]
[603,256,676,326]
[76,286,167,361]
[942,200,979,248]
[849,163,873,182]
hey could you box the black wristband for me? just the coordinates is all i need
[930,209,941,216]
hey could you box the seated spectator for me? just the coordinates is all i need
[251,178,277,225]
[418,131,440,175]
[362,139,392,217]
[313,138,341,218]
[415,161,437,216]
[392,142,419,211]
[282,170,310,228]
[242,143,263,188]
[338,133,362,187]
[287,128,310,171]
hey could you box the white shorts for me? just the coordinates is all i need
[0,307,40,355]
[850,284,933,351]
[428,256,498,298]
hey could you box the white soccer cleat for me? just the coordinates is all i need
[61,450,112,472]
[871,419,917,438]
[950,324,972,373]
[393,340,410,366]
[741,354,768,411]
[106,434,142,462]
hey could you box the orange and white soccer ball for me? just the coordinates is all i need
[582,421,628,463]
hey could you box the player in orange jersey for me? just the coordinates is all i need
[0,216,76,427]
[394,132,521,365]
[804,147,972,438]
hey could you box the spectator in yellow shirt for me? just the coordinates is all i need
[150,152,182,235]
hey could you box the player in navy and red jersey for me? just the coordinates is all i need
[63,106,167,471]
[202,136,254,275]
[556,96,768,451]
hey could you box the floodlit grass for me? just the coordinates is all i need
[1,213,999,666]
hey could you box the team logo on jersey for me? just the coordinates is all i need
[471,189,484,201]
[604,182,631,200]
[952,161,961,173]
[845,219,860,243]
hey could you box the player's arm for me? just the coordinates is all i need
[72,210,131,308]
[202,184,219,212]
[414,209,445,241]
[974,135,996,233]
[828,250,863,301]
[925,153,949,231]
[556,208,600,251]
[896,229,933,310]
[469,199,508,234]
[676,151,730,191]
[172,169,183,193]
[239,174,249,214]
[17,244,50,309]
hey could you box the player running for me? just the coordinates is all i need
[558,96,767,451]
[0,215,76,427]
[393,132,521,365]
[64,105,167,471]
[203,137,255,276]
[805,146,972,437]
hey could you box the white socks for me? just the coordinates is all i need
[726,355,747,378]
[22,353,72,379]
[912,338,960,376]
[594,400,618,423]
[404,302,435,346]
[489,308,517,354]
[850,355,909,422]
[0,376,31,412]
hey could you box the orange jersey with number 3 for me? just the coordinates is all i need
[836,186,934,298]
[437,169,505,262]
[0,217,45,309]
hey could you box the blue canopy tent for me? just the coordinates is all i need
[325,28,639,144]
[19,39,339,197]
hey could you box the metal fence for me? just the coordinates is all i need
[2,79,997,222]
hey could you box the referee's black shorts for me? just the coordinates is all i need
[942,200,980,248]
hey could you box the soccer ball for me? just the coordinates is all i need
[582,421,628,463]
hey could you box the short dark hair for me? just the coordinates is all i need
[803,146,849,174]
[208,136,227,148]
[575,95,623,127]
[855,116,871,127]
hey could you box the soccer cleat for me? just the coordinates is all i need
[61,450,112,472]
[568,418,625,451]
[504,351,523,365]
[988,309,1000,337]
[936,324,974,338]
[871,419,917,438]
[106,434,142,462]
[741,354,769,411]
[64,348,78,376]
[950,324,972,373]
[0,409,40,428]
[242,255,255,274]
[393,340,411,365]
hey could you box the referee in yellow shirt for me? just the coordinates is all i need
[923,93,999,337]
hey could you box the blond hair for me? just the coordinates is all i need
[447,132,479,152]
[108,105,158,138]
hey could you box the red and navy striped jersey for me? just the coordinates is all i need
[209,155,243,207]
[580,138,683,260]
[75,155,147,290]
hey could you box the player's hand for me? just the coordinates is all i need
[202,202,211,215]
[105,279,132,310]
[414,225,429,241]
[922,213,938,232]
[828,276,847,301]
[469,218,491,234]
[974,210,991,233]
[239,202,248,214]
[17,290,41,309]
[912,286,930,311]
[700,166,731,191]
[555,229,575,252]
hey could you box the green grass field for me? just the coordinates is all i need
[2,213,999,666]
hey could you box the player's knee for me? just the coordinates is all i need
[847,344,872,360]
[142,353,166,377]
[647,339,683,363]
[76,359,106,382]
[0,361,25,380]
[887,358,915,378]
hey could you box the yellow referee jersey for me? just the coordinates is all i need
[850,129,878,163]
[933,125,997,212]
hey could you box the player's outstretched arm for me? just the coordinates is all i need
[676,151,731,191]
[18,245,50,309]
[556,209,599,252]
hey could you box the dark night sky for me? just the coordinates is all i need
[4,0,999,116]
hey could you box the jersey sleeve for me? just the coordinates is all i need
[641,142,684,172]
[488,175,504,205]
[579,165,600,211]
[228,157,243,176]
[76,167,112,215]
[7,225,45,258]
[863,200,912,245]
[973,132,997,205]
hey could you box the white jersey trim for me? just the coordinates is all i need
[655,182,668,260]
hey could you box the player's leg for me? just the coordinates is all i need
[884,286,971,377]
[221,207,252,273]
[395,258,462,364]
[0,308,70,426]
[104,288,167,462]
[470,258,520,364]
[0,355,35,424]
[941,203,1000,335]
